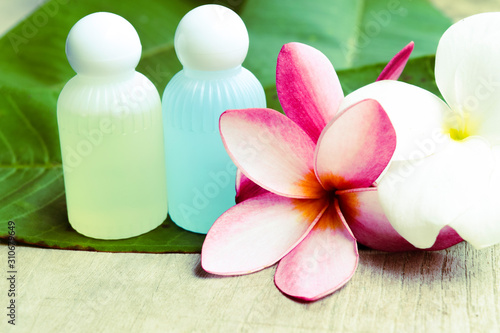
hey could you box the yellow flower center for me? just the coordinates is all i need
[445,111,479,141]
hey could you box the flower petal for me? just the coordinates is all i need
[446,145,500,249]
[220,108,324,199]
[337,188,463,251]
[235,170,269,203]
[435,13,500,143]
[340,80,451,161]
[378,137,500,249]
[274,199,358,301]
[202,193,328,275]
[377,41,414,81]
[315,99,396,190]
[277,42,344,143]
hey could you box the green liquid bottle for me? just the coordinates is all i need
[57,12,167,239]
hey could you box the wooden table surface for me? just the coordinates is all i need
[0,244,498,332]
[1,1,500,332]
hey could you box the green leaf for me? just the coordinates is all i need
[242,0,451,88]
[0,0,450,252]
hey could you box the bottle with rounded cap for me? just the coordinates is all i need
[57,12,168,239]
[163,4,266,234]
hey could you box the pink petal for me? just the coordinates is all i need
[277,42,344,143]
[337,188,463,251]
[220,108,325,199]
[274,199,358,301]
[201,193,328,275]
[235,170,269,203]
[377,41,414,81]
[426,226,463,251]
[315,99,396,191]
[338,187,414,251]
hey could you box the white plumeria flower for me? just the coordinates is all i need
[339,12,500,249]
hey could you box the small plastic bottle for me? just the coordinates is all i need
[57,12,168,239]
[163,5,266,234]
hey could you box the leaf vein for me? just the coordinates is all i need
[6,94,50,164]
[0,169,63,217]
[344,0,367,67]
[0,130,16,164]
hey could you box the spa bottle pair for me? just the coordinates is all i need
[57,6,266,239]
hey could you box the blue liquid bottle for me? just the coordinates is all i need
[163,5,266,233]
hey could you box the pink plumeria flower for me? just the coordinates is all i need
[201,42,402,301]
[341,13,500,249]
[235,42,462,252]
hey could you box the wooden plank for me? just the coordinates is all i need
[1,243,499,332]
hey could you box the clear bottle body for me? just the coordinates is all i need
[163,66,266,233]
[57,72,168,239]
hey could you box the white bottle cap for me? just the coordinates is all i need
[66,12,141,76]
[174,5,249,71]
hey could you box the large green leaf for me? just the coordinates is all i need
[242,0,450,87]
[0,0,450,252]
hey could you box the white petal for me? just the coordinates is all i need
[435,12,500,143]
[340,81,451,162]
[448,145,500,248]
[378,137,500,249]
